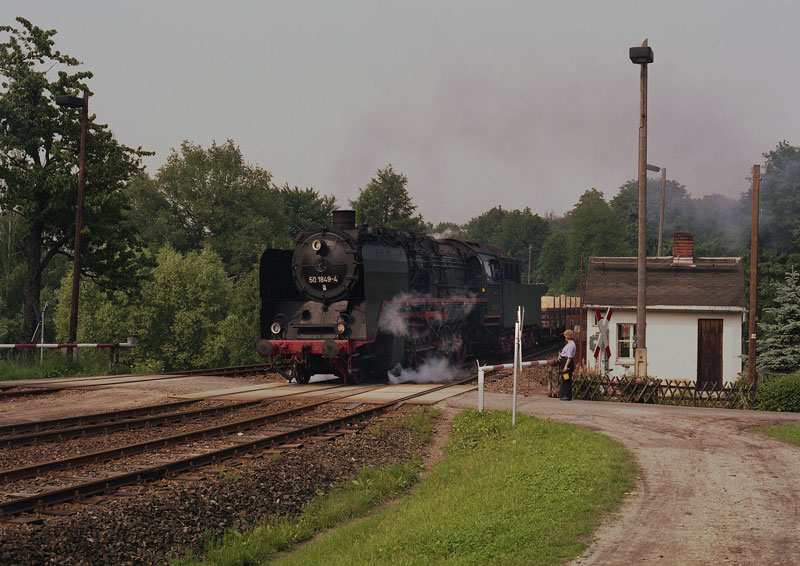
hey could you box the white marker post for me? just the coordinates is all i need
[512,306,525,426]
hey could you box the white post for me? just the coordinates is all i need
[477,360,484,412]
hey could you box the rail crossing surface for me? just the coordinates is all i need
[177,380,476,405]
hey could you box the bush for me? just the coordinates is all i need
[756,373,800,412]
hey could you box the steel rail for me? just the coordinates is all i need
[0,364,274,397]
[0,385,380,484]
[0,400,264,448]
[0,399,201,436]
[0,378,474,517]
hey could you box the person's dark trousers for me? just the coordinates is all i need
[560,371,572,400]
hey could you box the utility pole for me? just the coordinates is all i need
[630,39,654,377]
[56,89,90,358]
[657,167,666,256]
[748,164,760,383]
[527,244,532,284]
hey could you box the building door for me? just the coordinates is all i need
[697,319,723,389]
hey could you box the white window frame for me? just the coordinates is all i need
[616,323,636,360]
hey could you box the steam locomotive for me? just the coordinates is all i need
[257,210,546,383]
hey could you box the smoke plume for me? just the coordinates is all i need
[388,356,461,384]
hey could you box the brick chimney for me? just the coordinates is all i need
[672,232,694,265]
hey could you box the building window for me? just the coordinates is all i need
[617,323,636,359]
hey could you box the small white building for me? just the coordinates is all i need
[583,233,746,385]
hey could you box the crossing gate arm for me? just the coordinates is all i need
[477,359,555,412]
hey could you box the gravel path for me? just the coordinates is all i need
[443,391,800,566]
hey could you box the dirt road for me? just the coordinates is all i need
[443,392,800,565]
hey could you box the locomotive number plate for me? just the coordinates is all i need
[308,275,339,284]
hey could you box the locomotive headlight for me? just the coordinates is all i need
[270,322,282,335]
[312,239,323,252]
[336,313,349,335]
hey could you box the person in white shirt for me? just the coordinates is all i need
[559,329,576,400]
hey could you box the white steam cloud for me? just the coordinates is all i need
[388,356,461,385]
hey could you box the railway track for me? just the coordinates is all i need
[0,378,470,517]
[0,363,274,400]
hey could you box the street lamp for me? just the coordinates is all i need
[630,39,653,377]
[646,163,668,256]
[55,89,89,357]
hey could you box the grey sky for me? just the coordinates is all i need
[3,1,798,224]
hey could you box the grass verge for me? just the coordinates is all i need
[0,356,108,381]
[754,423,800,447]
[173,409,636,566]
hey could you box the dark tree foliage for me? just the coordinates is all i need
[534,230,568,292]
[0,18,149,342]
[132,140,285,277]
[279,184,337,238]
[560,188,631,292]
[754,141,800,258]
[463,206,550,280]
[350,165,426,232]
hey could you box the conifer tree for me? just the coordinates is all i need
[757,269,800,373]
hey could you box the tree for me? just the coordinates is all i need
[463,206,550,278]
[757,269,800,374]
[534,230,568,291]
[54,246,252,371]
[756,141,800,258]
[610,177,695,255]
[350,165,426,231]
[136,140,285,276]
[279,184,337,237]
[0,18,149,343]
[560,189,632,292]
[463,207,506,243]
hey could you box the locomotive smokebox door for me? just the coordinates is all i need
[322,339,340,359]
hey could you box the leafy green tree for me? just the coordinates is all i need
[534,230,568,291]
[611,178,695,255]
[462,206,550,277]
[0,18,148,342]
[463,207,506,244]
[53,246,253,371]
[350,165,426,231]
[757,269,800,374]
[279,184,336,237]
[561,188,632,292]
[755,141,800,258]
[141,140,285,277]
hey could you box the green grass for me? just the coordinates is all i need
[0,356,108,381]
[755,423,800,447]
[174,409,636,566]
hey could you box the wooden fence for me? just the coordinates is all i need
[547,371,758,410]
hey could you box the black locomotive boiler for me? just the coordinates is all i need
[257,210,546,383]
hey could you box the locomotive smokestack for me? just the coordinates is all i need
[332,210,356,231]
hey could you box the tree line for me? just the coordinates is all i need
[2,18,799,372]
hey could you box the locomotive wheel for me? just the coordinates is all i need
[348,368,364,384]
[292,364,312,384]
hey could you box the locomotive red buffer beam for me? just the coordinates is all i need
[257,339,366,359]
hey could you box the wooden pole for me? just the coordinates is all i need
[635,48,649,376]
[657,167,666,256]
[68,89,89,359]
[748,164,760,383]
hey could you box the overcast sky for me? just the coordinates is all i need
[3,1,798,224]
